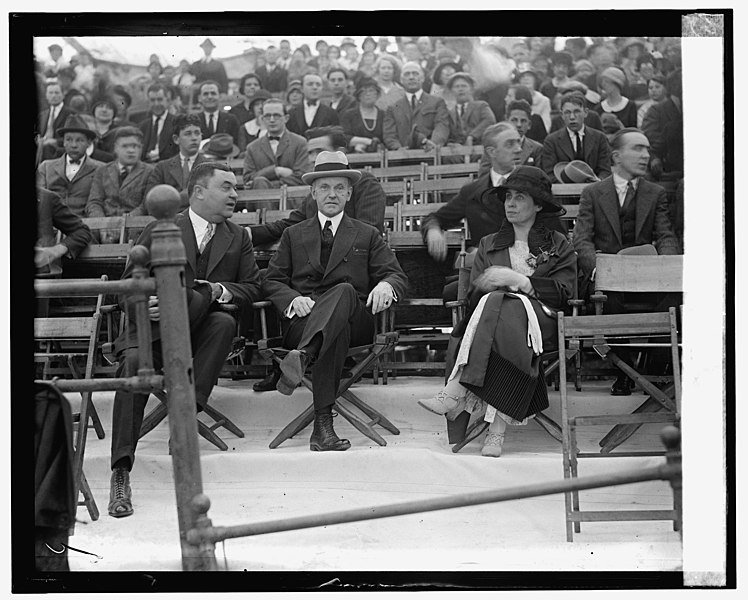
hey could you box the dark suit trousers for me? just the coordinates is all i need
[110,311,235,469]
[282,283,374,409]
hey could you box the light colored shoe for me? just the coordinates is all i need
[481,432,505,457]
[417,390,462,415]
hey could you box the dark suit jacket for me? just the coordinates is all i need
[190,59,229,93]
[478,136,544,176]
[329,94,357,114]
[37,105,76,138]
[383,92,450,150]
[286,103,340,136]
[254,65,289,93]
[36,154,105,217]
[447,100,496,144]
[229,101,254,125]
[641,97,683,174]
[340,107,385,151]
[242,130,308,187]
[250,171,386,245]
[262,214,408,314]
[86,160,154,218]
[37,188,93,261]
[145,153,210,210]
[115,209,261,352]
[572,176,681,278]
[138,112,179,162]
[541,126,612,183]
[198,110,241,144]
[421,171,567,247]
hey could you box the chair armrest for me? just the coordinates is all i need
[444,299,468,310]
[252,300,273,309]
[218,303,239,313]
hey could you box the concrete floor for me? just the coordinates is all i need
[67,376,682,572]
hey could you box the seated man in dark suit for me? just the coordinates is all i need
[36,187,93,277]
[137,83,179,164]
[383,61,450,151]
[242,98,308,189]
[196,80,240,144]
[478,100,543,176]
[108,162,262,517]
[326,68,357,114]
[262,151,408,451]
[145,113,207,210]
[542,91,612,183]
[286,73,340,137]
[572,127,681,395]
[254,46,289,95]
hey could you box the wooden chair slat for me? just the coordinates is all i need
[594,254,684,293]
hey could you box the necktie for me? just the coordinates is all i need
[45,105,56,139]
[622,180,635,208]
[574,132,584,160]
[182,156,191,187]
[307,99,318,106]
[268,136,281,141]
[199,222,214,254]
[119,166,128,186]
[320,220,333,269]
[411,94,417,111]
[208,113,215,136]
[69,158,81,165]
[147,114,161,152]
[459,103,465,118]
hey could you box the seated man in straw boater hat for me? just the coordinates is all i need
[262,151,408,451]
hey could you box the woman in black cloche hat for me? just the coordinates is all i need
[418,166,577,458]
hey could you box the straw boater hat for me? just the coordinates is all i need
[199,133,240,159]
[553,160,600,184]
[301,151,362,185]
[56,114,97,139]
[495,166,565,215]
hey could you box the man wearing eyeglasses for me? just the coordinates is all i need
[242,98,309,189]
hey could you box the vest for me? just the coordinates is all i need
[195,237,214,279]
[619,191,637,248]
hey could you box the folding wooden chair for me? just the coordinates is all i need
[408,177,474,204]
[436,144,484,164]
[254,301,401,448]
[557,304,682,541]
[235,186,286,211]
[34,275,110,522]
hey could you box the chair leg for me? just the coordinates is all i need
[340,390,400,435]
[569,422,581,534]
[533,411,563,443]
[78,469,99,523]
[451,419,488,453]
[139,399,168,439]
[269,404,315,449]
[203,403,245,438]
[196,419,229,451]
[86,395,106,440]
[334,398,387,446]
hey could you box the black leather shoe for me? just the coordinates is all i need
[276,349,311,395]
[310,412,351,451]
[610,376,632,396]
[253,368,281,392]
[108,467,133,518]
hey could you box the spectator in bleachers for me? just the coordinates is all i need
[90,97,121,155]
[172,59,196,102]
[42,44,69,80]
[564,37,588,62]
[593,67,637,128]
[255,46,289,95]
[195,80,240,144]
[479,100,543,176]
[66,93,95,130]
[137,83,179,164]
[353,50,377,85]
[515,70,552,133]
[628,53,658,102]
[531,53,551,86]
[286,73,340,136]
[288,49,313,84]
[636,75,667,128]
[418,166,576,455]
[504,85,547,143]
[237,89,272,150]
[86,126,154,237]
[526,36,548,63]
[619,37,648,88]
[377,36,391,55]
[277,39,293,71]
[72,52,96,99]
[587,40,619,75]
[416,36,437,74]
[362,36,377,55]
[36,187,93,277]
[340,77,385,153]
[57,67,80,108]
[243,98,308,189]
[37,115,105,218]
[326,68,357,115]
[110,85,138,127]
[383,61,450,151]
[571,58,598,93]
[511,40,531,71]
[600,112,624,143]
[641,75,683,181]
[539,51,574,102]
[429,61,460,109]
[338,38,360,74]
[37,81,76,161]
[285,79,304,111]
[145,113,206,210]
[542,91,611,183]
[231,73,265,125]
[373,54,405,111]
[198,133,240,166]
[572,127,680,395]
[445,72,496,146]
[548,83,604,133]
[190,38,228,94]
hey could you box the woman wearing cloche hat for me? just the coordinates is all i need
[593,66,638,128]
[418,166,576,458]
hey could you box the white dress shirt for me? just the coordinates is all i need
[188,208,232,303]
[65,154,85,181]
[566,125,586,153]
[303,100,320,127]
[406,89,423,108]
[612,172,639,207]
[490,168,513,188]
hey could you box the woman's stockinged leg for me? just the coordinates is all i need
[482,415,507,457]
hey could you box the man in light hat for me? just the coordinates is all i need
[190,38,228,94]
[262,151,408,451]
[37,114,105,218]
[444,72,496,147]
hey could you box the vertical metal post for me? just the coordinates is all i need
[146,185,218,571]
[661,425,683,536]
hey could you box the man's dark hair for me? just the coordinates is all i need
[239,72,264,92]
[45,80,62,91]
[261,98,287,115]
[306,125,347,150]
[647,74,667,88]
[173,113,203,135]
[559,91,586,109]
[565,37,587,52]
[609,127,646,152]
[512,84,533,105]
[327,67,348,80]
[146,82,172,98]
[301,72,323,85]
[199,79,220,94]
[506,99,532,119]
[113,126,144,144]
[635,52,656,70]
[188,161,232,198]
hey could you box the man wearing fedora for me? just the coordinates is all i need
[573,127,680,395]
[137,83,179,164]
[542,91,612,183]
[262,151,408,451]
[145,114,208,211]
[190,38,228,94]
[243,98,308,189]
[37,114,105,218]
